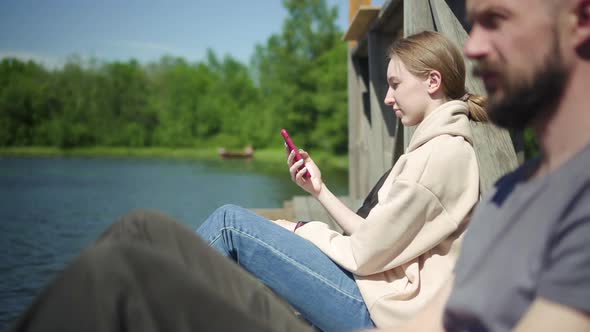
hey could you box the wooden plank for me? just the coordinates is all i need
[373,0,404,34]
[339,196,364,212]
[402,0,436,150]
[404,0,435,35]
[348,48,361,200]
[348,0,403,54]
[349,0,373,22]
[251,200,295,221]
[352,32,369,58]
[354,57,374,200]
[348,0,374,48]
[343,6,382,41]
[381,35,401,169]
[429,0,481,92]
[307,198,343,233]
[358,127,371,199]
[429,0,518,193]
[292,196,363,234]
[368,31,395,187]
[469,123,519,193]
[293,196,312,221]
[252,208,293,221]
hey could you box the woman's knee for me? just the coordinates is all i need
[207,204,247,225]
[214,204,246,216]
[198,204,256,239]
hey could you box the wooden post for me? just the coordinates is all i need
[348,0,372,48]
[348,0,373,200]
[367,31,396,186]
[348,53,370,200]
[402,0,436,150]
[429,0,518,193]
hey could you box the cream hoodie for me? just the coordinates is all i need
[295,101,480,327]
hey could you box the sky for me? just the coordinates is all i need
[0,0,385,68]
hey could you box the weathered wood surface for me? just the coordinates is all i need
[347,0,518,195]
[348,51,373,201]
[344,6,382,41]
[348,1,400,201]
[252,200,295,221]
[293,196,362,234]
[429,0,518,193]
[347,0,375,49]
[401,0,436,150]
[254,197,361,235]
[368,31,397,189]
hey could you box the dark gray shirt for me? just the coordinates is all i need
[444,144,590,332]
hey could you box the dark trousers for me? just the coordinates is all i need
[12,210,313,332]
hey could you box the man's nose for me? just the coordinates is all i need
[464,25,490,60]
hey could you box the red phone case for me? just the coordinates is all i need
[281,129,311,178]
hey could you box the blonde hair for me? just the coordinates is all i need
[388,31,488,122]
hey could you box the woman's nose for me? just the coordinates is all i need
[384,87,395,106]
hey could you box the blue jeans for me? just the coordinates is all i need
[197,204,375,331]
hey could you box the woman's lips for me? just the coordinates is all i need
[394,109,403,118]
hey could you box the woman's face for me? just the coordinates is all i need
[384,57,432,126]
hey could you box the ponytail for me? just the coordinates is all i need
[460,93,488,122]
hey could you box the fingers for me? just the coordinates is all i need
[289,159,304,179]
[287,149,310,166]
[295,164,308,182]
[289,159,307,182]
[299,150,312,164]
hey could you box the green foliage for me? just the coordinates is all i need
[0,0,350,155]
[523,128,540,159]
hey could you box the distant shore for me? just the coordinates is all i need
[0,146,349,172]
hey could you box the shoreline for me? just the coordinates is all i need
[0,146,349,171]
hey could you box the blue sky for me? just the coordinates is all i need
[0,0,385,68]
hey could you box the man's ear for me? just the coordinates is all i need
[426,70,443,95]
[573,0,590,50]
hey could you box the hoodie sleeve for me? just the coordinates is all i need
[295,136,479,277]
[295,179,458,276]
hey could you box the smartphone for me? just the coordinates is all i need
[281,128,311,178]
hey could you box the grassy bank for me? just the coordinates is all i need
[0,146,349,172]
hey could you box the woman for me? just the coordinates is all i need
[196,31,486,330]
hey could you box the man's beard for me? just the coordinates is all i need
[476,39,569,131]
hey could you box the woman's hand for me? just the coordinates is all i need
[287,148,323,197]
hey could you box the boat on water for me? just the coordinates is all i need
[218,145,254,160]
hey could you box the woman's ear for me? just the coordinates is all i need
[426,70,443,95]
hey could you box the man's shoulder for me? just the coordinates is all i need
[479,157,540,208]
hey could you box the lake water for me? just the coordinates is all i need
[0,156,348,329]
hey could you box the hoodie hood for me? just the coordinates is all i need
[406,100,473,153]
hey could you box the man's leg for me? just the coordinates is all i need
[13,210,312,332]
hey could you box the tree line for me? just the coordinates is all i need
[0,0,349,154]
